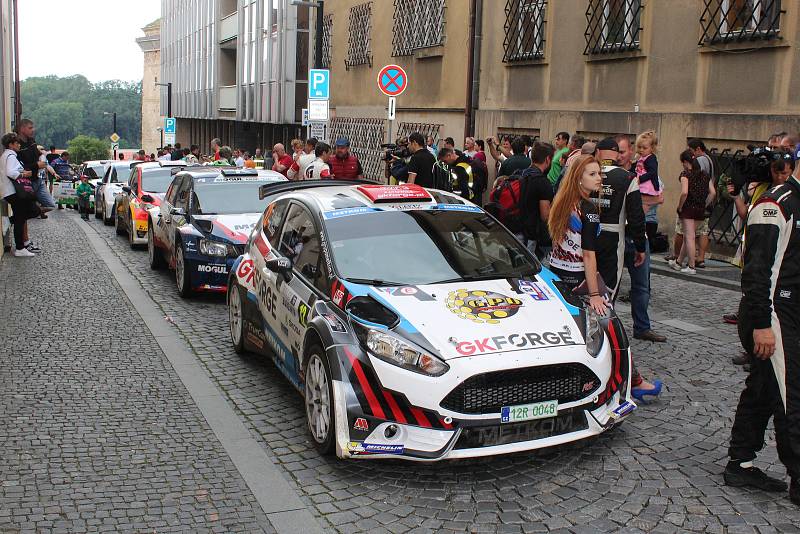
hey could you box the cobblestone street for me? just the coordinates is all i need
[2,209,799,533]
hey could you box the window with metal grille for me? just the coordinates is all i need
[503,0,547,62]
[391,0,446,56]
[328,117,386,182]
[346,2,372,68]
[700,0,782,44]
[584,0,642,55]
[320,14,333,68]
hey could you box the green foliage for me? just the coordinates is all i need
[20,75,142,149]
[67,135,110,164]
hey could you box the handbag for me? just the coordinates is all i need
[5,153,35,201]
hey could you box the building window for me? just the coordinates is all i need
[503,0,547,62]
[346,2,372,68]
[700,0,782,44]
[584,0,642,55]
[321,14,333,68]
[391,0,446,57]
[329,117,386,182]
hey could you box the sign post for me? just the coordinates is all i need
[163,117,177,148]
[308,69,330,143]
[377,65,408,147]
[109,133,120,159]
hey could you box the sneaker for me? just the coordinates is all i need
[26,244,42,254]
[681,266,696,275]
[724,462,787,492]
[791,479,799,505]
[669,259,682,271]
[723,313,739,325]
[12,247,36,257]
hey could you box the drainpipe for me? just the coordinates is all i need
[464,0,482,138]
[12,0,20,126]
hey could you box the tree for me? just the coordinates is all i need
[68,135,110,163]
[20,76,142,148]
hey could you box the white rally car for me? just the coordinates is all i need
[227,181,636,461]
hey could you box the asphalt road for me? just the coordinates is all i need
[1,209,798,533]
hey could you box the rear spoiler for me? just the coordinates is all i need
[258,179,377,200]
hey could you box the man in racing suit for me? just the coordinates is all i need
[726,175,800,505]
[592,137,647,300]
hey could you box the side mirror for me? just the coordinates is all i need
[122,186,131,194]
[170,206,186,217]
[265,257,293,281]
[141,194,154,203]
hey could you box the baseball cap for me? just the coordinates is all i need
[335,137,350,147]
[596,137,619,152]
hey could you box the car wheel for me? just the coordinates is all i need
[305,347,336,455]
[128,216,136,249]
[147,224,165,270]
[175,246,192,298]
[94,194,102,219]
[114,204,124,236]
[228,283,246,354]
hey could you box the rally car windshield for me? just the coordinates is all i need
[324,210,540,285]
[192,180,270,215]
[141,169,175,193]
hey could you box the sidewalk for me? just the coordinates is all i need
[650,254,741,292]
[0,213,278,533]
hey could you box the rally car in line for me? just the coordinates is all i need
[114,161,194,248]
[147,167,287,297]
[53,161,104,210]
[227,181,636,461]
[95,160,136,224]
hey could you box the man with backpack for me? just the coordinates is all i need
[519,142,556,259]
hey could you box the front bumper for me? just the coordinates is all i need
[333,339,635,461]
[184,250,239,292]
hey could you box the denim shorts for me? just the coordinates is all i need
[32,178,56,208]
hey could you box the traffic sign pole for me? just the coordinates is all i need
[377,65,408,147]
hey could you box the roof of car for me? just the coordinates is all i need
[260,181,471,213]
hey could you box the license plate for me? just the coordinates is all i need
[501,400,558,423]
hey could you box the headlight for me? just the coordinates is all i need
[359,327,449,377]
[585,308,604,357]
[199,238,227,257]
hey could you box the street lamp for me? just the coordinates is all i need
[290,0,324,69]
[156,127,163,150]
[154,81,173,118]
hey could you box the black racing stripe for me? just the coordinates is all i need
[359,360,393,419]
[387,389,420,426]
[347,365,371,415]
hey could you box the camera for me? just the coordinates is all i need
[380,142,411,162]
[731,146,793,195]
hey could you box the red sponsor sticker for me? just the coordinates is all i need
[236,258,255,286]
[353,418,369,432]
[356,184,432,203]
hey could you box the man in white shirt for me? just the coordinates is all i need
[288,138,318,181]
[304,142,332,180]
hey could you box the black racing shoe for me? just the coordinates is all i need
[791,479,799,505]
[724,462,788,492]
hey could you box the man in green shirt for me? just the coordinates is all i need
[547,131,571,185]
[75,175,93,221]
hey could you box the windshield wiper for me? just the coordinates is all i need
[344,277,404,287]
[433,271,538,284]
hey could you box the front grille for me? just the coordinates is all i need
[440,363,600,415]
[454,407,588,449]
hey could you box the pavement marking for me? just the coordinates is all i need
[76,221,326,534]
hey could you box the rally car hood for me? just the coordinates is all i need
[192,213,261,244]
[370,277,584,361]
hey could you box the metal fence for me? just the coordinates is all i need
[707,147,747,250]
[700,0,782,44]
[584,0,642,55]
[503,0,548,62]
[328,117,386,182]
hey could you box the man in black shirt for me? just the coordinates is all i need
[14,119,46,251]
[499,138,531,177]
[520,142,555,259]
[406,132,436,188]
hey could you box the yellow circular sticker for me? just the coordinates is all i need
[445,290,523,324]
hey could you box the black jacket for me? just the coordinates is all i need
[594,165,647,252]
[741,176,800,330]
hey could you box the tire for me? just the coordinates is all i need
[94,194,102,219]
[115,205,125,236]
[304,346,336,456]
[128,214,137,249]
[103,202,113,226]
[175,245,192,298]
[57,203,63,210]
[228,283,246,354]
[147,223,165,270]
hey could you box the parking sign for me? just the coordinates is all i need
[308,69,330,100]
[164,117,176,134]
